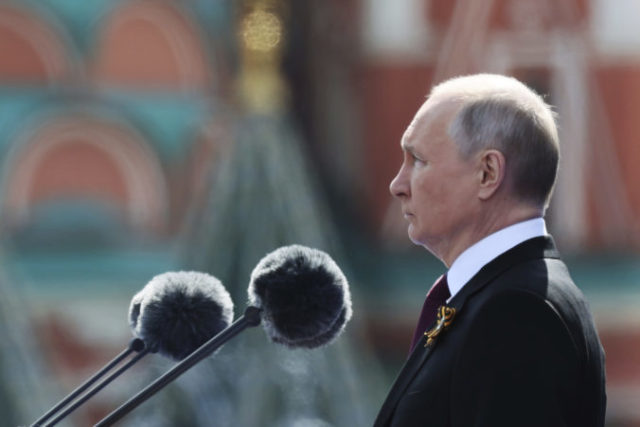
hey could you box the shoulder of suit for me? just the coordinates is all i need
[476,288,560,315]
[462,289,581,358]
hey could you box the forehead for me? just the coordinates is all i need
[402,97,460,148]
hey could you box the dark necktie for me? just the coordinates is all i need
[409,275,450,353]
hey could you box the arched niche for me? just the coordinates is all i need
[2,115,169,239]
[91,0,213,91]
[0,3,73,83]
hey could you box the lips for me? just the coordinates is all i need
[400,204,413,219]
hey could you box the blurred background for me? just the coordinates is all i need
[0,0,638,425]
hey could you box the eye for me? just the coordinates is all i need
[412,153,426,167]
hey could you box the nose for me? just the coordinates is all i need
[389,164,409,198]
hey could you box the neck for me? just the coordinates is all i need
[434,203,543,267]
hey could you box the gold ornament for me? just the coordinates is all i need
[424,306,456,347]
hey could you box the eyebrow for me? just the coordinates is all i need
[401,141,417,155]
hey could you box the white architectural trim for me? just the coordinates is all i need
[2,117,169,232]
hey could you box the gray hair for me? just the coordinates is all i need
[431,74,559,208]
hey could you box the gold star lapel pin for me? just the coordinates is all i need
[424,306,456,347]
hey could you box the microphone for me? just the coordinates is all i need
[129,271,234,360]
[96,245,352,426]
[248,244,352,348]
[32,271,233,427]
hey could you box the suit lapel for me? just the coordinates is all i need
[373,236,559,427]
[448,236,559,310]
[373,333,440,426]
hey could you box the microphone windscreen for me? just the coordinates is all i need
[248,245,352,348]
[129,271,234,360]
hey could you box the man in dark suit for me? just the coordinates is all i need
[375,74,606,426]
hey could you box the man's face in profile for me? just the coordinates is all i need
[389,98,480,255]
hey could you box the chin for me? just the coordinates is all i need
[407,227,424,246]
[410,238,430,250]
[408,228,438,255]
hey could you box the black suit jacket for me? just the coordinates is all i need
[374,236,606,427]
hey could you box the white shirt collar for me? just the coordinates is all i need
[446,217,548,301]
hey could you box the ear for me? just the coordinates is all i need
[477,149,506,200]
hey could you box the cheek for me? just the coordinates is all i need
[414,174,465,223]
[414,178,447,210]
[411,186,449,231]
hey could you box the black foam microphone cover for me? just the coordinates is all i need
[248,245,352,348]
[129,271,234,360]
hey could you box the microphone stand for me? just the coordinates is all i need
[95,306,262,426]
[31,338,148,427]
